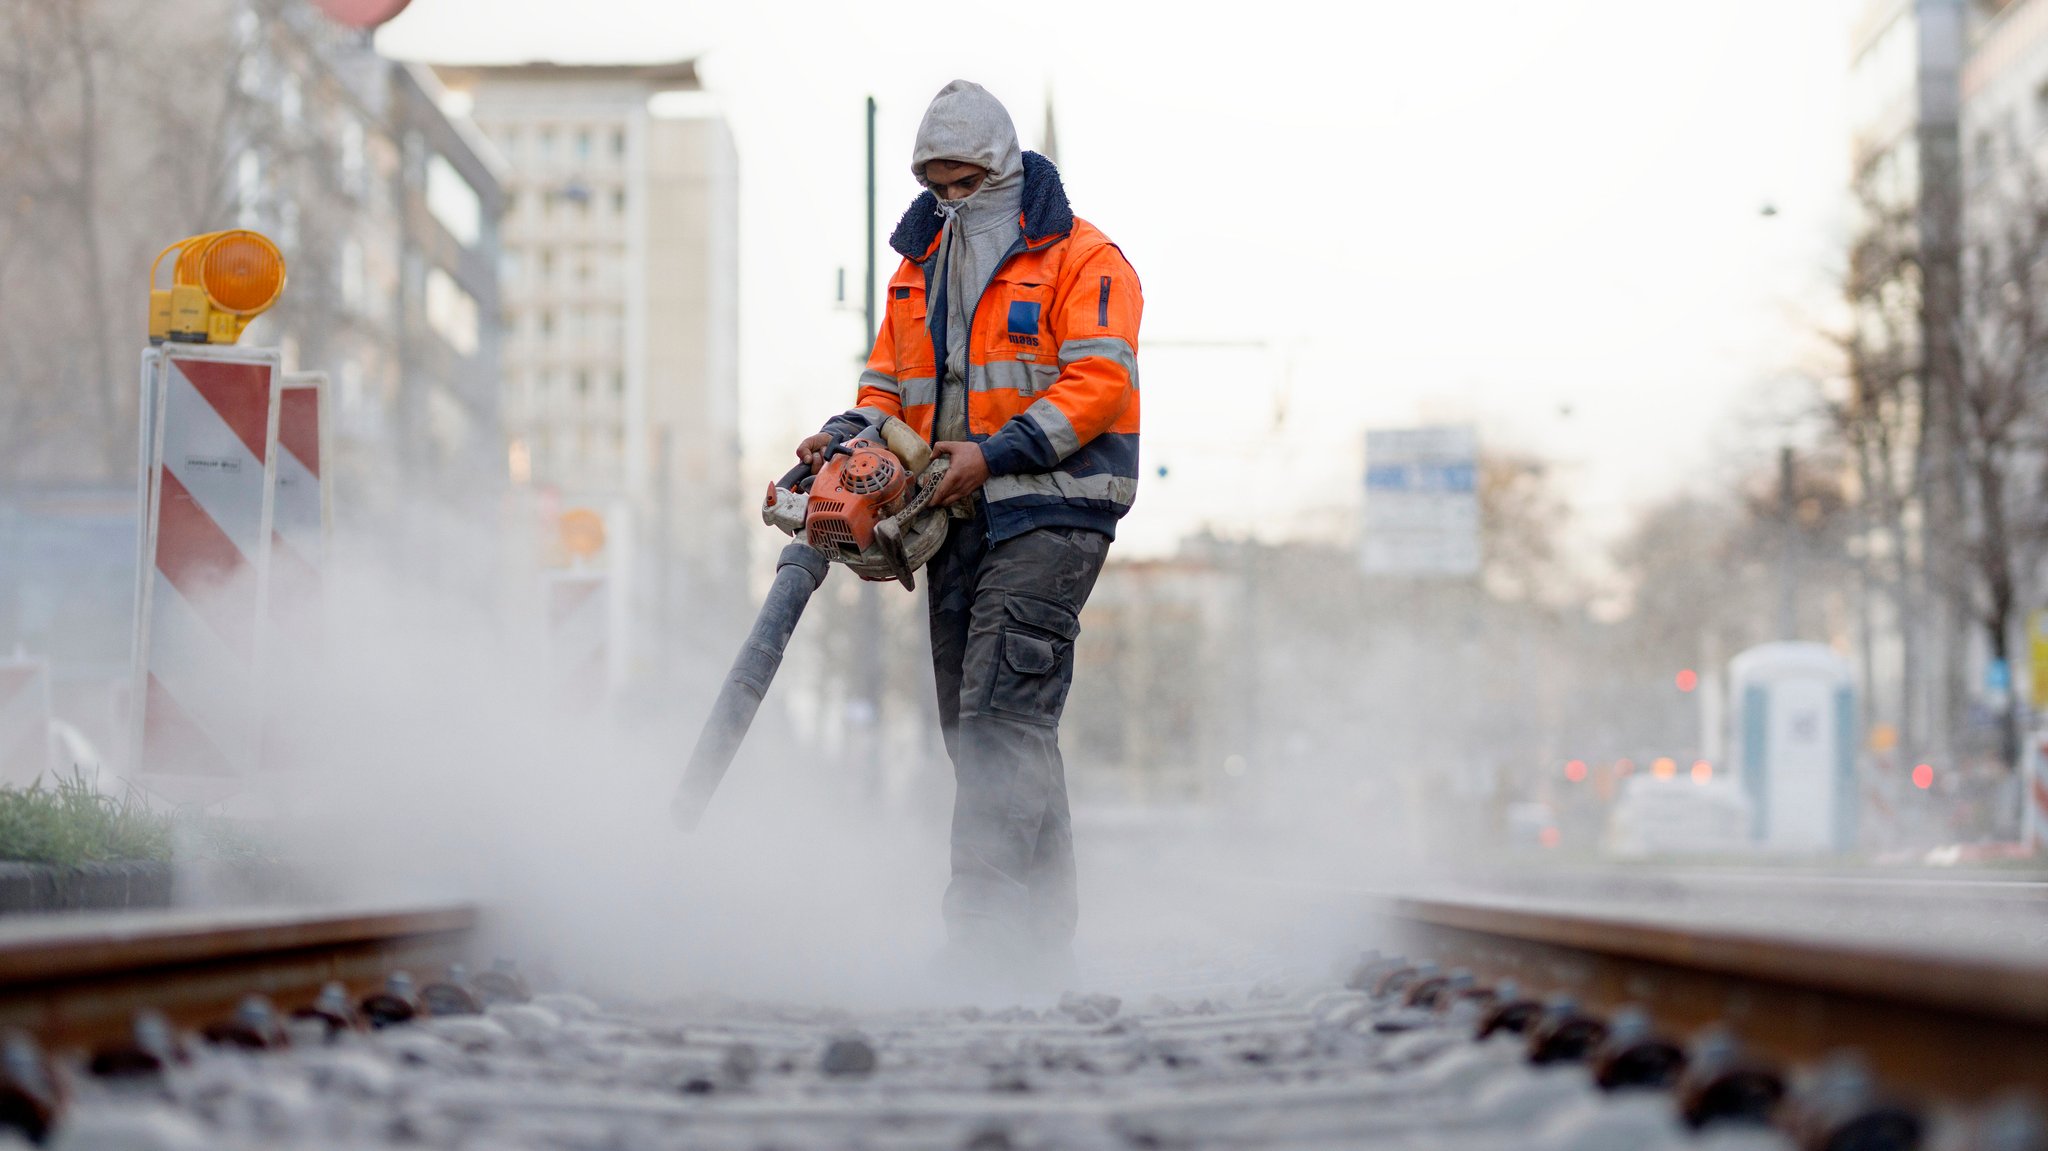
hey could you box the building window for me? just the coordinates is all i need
[540,309,555,338]
[337,360,366,413]
[236,150,262,228]
[237,45,264,98]
[576,371,590,396]
[427,154,481,247]
[340,238,365,311]
[340,117,366,196]
[539,128,554,160]
[611,370,624,396]
[425,267,479,356]
[611,128,626,158]
[611,189,626,216]
[539,248,554,280]
[577,129,592,161]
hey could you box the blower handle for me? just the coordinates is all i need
[775,461,812,491]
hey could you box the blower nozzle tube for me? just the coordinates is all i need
[671,541,831,830]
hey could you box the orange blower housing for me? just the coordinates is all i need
[803,433,912,557]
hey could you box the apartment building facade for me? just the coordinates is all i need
[431,60,743,682]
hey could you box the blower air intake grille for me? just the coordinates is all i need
[841,452,897,495]
[804,497,858,552]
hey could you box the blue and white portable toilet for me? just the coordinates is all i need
[1728,642,1858,853]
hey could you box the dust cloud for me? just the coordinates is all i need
[230,510,1436,1010]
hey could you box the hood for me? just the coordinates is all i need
[891,152,1073,261]
[910,79,1024,191]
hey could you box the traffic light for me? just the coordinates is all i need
[148,231,287,346]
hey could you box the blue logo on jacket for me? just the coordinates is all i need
[1007,301,1041,335]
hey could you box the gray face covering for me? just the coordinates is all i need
[914,81,1025,444]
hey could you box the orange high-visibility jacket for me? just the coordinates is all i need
[826,151,1142,543]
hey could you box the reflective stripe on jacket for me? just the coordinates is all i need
[827,151,1142,543]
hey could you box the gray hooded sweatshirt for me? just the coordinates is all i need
[912,80,1024,444]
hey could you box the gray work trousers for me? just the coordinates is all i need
[926,518,1110,953]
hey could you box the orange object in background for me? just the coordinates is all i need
[312,0,412,28]
[1913,763,1935,790]
[558,508,607,560]
[1676,668,1699,692]
[181,233,284,314]
[1652,757,1678,780]
[148,230,286,345]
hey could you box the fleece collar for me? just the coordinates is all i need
[891,151,1073,262]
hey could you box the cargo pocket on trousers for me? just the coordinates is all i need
[987,594,1080,725]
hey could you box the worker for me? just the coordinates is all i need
[796,80,1142,985]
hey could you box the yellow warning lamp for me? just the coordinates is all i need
[147,230,287,345]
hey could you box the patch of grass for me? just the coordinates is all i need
[0,772,175,866]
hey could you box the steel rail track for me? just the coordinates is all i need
[0,903,478,1052]
[1371,891,2048,1102]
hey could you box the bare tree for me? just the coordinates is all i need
[1478,451,1578,609]
[1831,141,1983,767]
[1938,156,2048,765]
[0,0,275,486]
[1833,129,2048,768]
[1836,177,1927,754]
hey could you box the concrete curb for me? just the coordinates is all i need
[0,862,175,915]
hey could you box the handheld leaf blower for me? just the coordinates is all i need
[670,416,951,829]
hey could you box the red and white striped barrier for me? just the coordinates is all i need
[269,373,331,623]
[543,572,611,711]
[0,656,54,787]
[131,346,281,789]
[259,373,332,773]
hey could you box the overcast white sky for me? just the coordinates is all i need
[381,0,1860,560]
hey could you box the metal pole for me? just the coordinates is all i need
[1779,445,1797,641]
[854,96,885,801]
[655,427,673,681]
[865,96,877,345]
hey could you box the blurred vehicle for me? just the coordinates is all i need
[1506,801,1559,850]
[1603,776,1753,858]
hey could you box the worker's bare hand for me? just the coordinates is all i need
[930,441,990,507]
[794,432,834,473]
